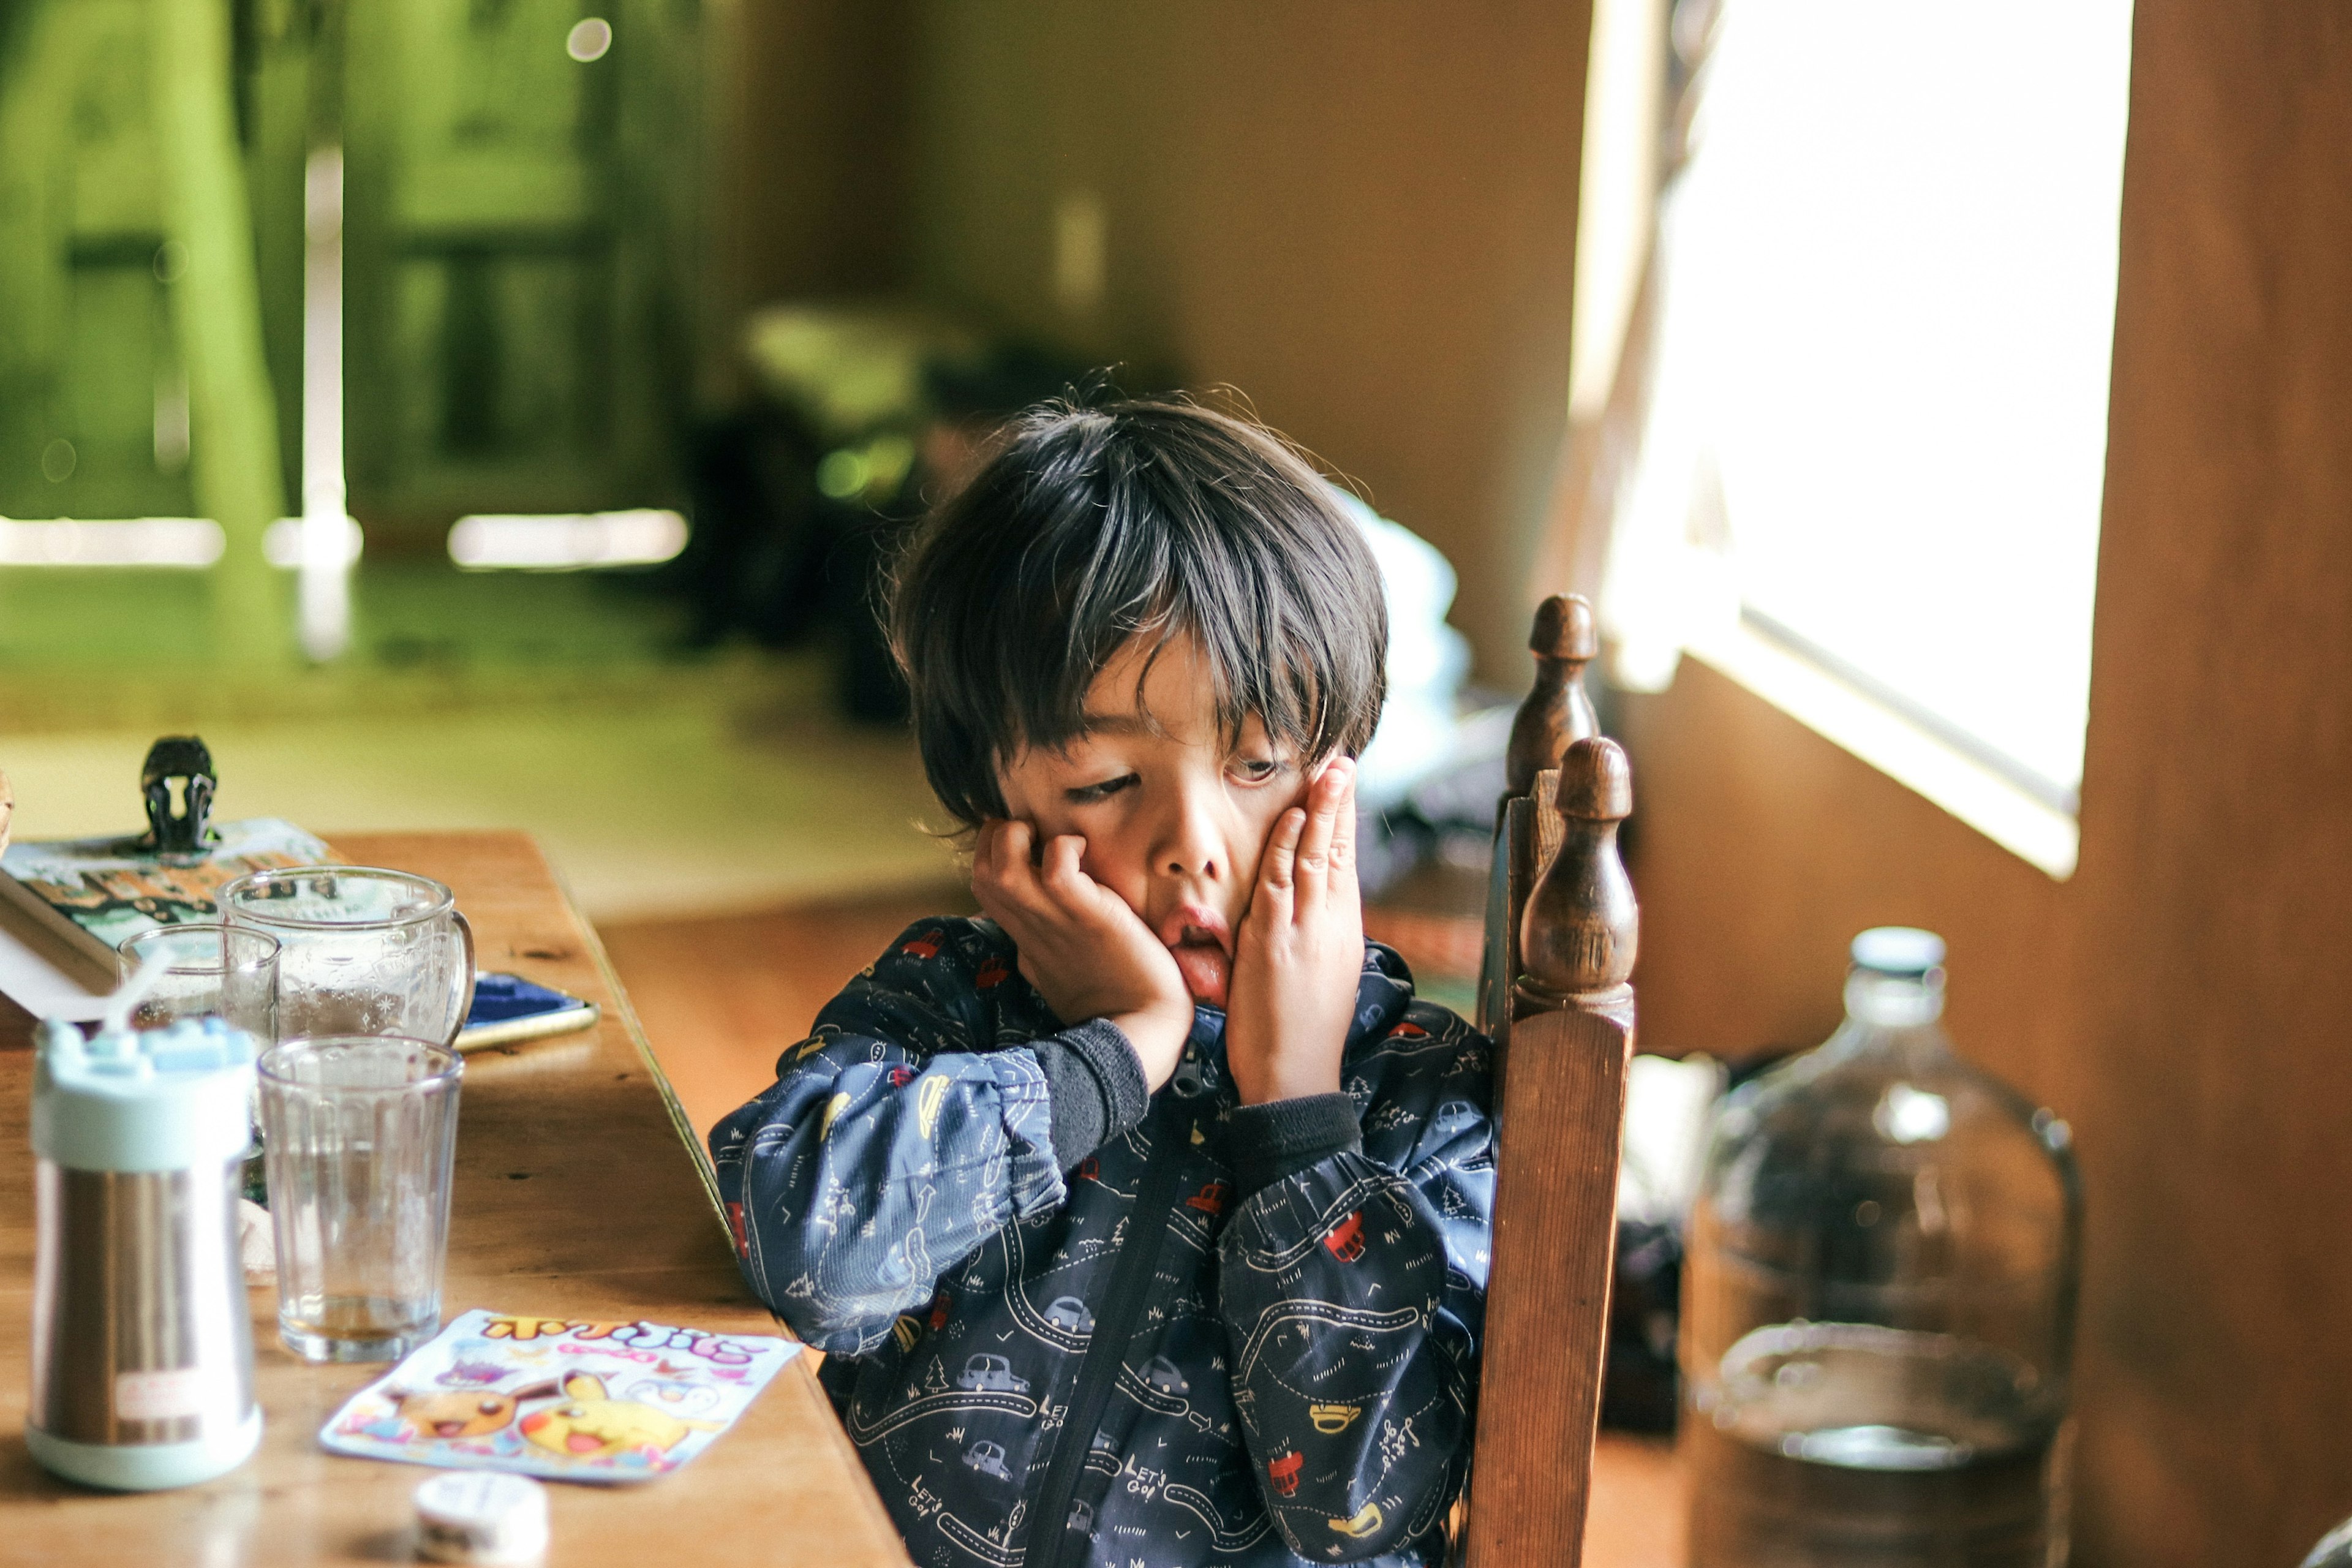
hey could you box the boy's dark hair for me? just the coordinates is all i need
[889,398,1388,828]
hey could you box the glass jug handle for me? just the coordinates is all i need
[447,910,477,1047]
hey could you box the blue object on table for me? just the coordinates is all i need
[457,972,598,1051]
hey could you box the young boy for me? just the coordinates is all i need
[712,400,1493,1568]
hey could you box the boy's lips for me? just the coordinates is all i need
[1161,906,1231,1007]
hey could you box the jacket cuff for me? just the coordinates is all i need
[1032,1019,1150,1171]
[1226,1094,1362,1199]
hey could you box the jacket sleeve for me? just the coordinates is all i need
[1213,1011,1493,1562]
[709,921,1147,1356]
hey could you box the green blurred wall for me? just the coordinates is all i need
[0,0,706,548]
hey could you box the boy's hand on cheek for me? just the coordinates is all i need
[971,820,1193,1091]
[1226,758,1362,1106]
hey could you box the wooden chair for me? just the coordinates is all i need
[1461,594,1638,1567]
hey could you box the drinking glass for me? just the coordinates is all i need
[257,1036,463,1362]
[219,866,475,1047]
[117,922,281,1203]
[115,922,281,1040]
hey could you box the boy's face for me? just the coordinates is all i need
[995,634,1318,1008]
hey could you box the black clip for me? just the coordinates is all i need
[139,736,217,856]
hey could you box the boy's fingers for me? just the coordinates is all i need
[1257,805,1306,907]
[1039,835,1093,906]
[970,821,1005,895]
[981,821,1051,914]
[1292,763,1348,906]
[976,820,1014,880]
[1327,763,1359,888]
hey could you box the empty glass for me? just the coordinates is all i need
[115,922,281,1040]
[219,866,475,1047]
[116,923,281,1203]
[257,1036,463,1362]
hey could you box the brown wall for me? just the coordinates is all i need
[707,0,914,398]
[1618,3,2352,1561]
[904,1,1592,680]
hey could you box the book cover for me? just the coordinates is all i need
[0,817,332,972]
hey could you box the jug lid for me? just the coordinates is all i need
[33,1016,257,1173]
[1850,926,1947,976]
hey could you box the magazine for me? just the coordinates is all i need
[0,817,331,975]
[319,1309,802,1483]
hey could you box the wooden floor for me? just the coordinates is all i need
[600,886,1689,1567]
[601,881,978,1142]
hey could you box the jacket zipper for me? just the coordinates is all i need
[1027,1104,1190,1568]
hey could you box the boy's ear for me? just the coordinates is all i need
[560,1371,608,1402]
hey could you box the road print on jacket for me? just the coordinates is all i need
[711,918,1494,1567]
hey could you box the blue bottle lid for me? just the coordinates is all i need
[1849,926,1947,978]
[32,1015,257,1174]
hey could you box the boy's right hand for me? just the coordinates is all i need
[972,820,1193,1091]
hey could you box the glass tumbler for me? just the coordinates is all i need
[219,866,475,1047]
[116,922,281,1039]
[257,1036,463,1362]
[118,922,281,1203]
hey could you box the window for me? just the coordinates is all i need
[1593,0,2136,876]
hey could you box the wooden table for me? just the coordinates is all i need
[0,831,910,1566]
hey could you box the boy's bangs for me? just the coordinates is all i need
[893,398,1387,828]
[1003,461,1359,766]
[1033,598,1336,764]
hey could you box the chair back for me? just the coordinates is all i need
[1461,594,1638,1568]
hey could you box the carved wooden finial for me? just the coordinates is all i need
[1517,736,1637,1011]
[1504,594,1600,796]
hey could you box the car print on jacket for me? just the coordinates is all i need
[711,918,1494,1566]
[957,1354,1031,1396]
[1322,1211,1368,1264]
[1184,1180,1231,1216]
[1139,1355,1190,1399]
[1041,1296,1095,1334]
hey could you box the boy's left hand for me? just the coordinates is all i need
[1225,758,1363,1106]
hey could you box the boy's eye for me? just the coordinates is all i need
[1065,774,1137,804]
[1232,758,1284,784]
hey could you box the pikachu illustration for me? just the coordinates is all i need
[388,1376,559,1441]
[518,1370,722,1461]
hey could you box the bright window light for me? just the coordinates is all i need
[1627,1,2135,815]
[263,515,364,570]
[0,518,225,568]
[448,510,688,571]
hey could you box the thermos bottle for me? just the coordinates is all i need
[28,1008,262,1490]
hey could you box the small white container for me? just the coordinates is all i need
[413,1471,550,1565]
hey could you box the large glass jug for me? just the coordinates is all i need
[1683,928,2082,1567]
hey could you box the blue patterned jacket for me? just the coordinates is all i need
[710,917,1494,1568]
